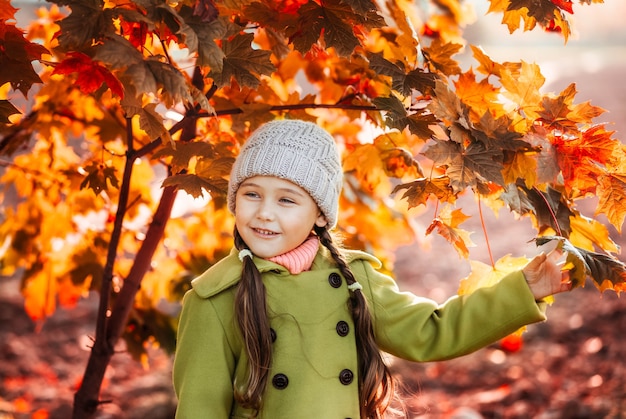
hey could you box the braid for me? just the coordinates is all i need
[233,228,272,413]
[314,226,395,418]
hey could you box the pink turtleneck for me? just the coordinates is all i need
[268,235,319,274]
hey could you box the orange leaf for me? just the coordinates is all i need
[553,125,617,197]
[596,172,626,233]
[426,206,474,258]
[23,268,56,323]
[454,69,504,120]
[500,333,523,352]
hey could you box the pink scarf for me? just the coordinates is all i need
[268,235,319,274]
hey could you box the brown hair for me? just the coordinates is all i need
[232,226,395,418]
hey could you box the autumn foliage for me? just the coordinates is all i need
[0,0,624,417]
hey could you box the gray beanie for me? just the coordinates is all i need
[228,119,343,228]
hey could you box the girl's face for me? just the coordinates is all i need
[235,176,328,259]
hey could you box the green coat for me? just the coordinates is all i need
[173,248,546,419]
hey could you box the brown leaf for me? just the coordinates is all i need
[393,176,455,208]
[0,21,48,95]
[422,38,462,76]
[209,33,275,88]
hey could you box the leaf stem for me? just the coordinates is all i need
[533,186,563,236]
[477,196,495,269]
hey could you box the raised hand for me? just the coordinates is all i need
[523,249,572,300]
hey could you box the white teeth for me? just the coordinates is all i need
[253,228,277,235]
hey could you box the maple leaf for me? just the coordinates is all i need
[209,33,275,88]
[80,161,120,195]
[426,206,474,259]
[0,100,20,124]
[68,246,104,290]
[551,0,574,14]
[53,0,116,51]
[372,96,437,140]
[569,212,619,253]
[500,61,545,120]
[286,0,371,57]
[0,21,49,96]
[344,143,389,192]
[552,125,617,197]
[459,254,530,295]
[152,141,214,174]
[508,0,558,24]
[392,176,455,208]
[178,7,227,71]
[537,94,578,133]
[454,70,502,120]
[596,172,626,233]
[23,265,57,322]
[502,148,537,188]
[93,34,144,69]
[517,184,573,236]
[0,0,18,20]
[195,156,234,181]
[422,39,462,76]
[522,129,560,184]
[535,236,626,293]
[162,173,228,199]
[52,52,124,98]
[471,45,522,79]
[423,139,505,192]
[428,79,464,125]
[367,53,437,97]
[136,103,172,144]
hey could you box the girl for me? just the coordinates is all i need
[173,119,571,418]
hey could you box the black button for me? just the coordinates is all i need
[339,369,353,385]
[270,328,277,343]
[328,272,342,288]
[272,373,289,389]
[336,321,349,337]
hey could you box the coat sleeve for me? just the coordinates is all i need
[173,289,237,418]
[356,261,547,362]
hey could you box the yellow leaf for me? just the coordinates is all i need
[502,150,537,188]
[459,254,529,295]
[569,213,619,253]
[501,61,545,120]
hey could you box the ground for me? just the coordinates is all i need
[1,200,626,419]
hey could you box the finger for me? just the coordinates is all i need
[529,252,547,267]
[546,247,564,263]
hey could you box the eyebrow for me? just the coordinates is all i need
[239,181,306,197]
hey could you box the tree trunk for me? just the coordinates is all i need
[72,185,178,418]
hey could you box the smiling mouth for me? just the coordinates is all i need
[252,227,279,236]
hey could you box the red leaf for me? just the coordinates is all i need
[551,0,574,14]
[500,334,523,352]
[52,52,124,98]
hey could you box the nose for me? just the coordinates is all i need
[256,201,275,221]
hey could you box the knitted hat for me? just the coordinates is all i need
[228,119,343,228]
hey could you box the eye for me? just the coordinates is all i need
[243,191,260,198]
[279,197,296,205]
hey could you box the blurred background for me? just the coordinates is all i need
[3,1,626,418]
